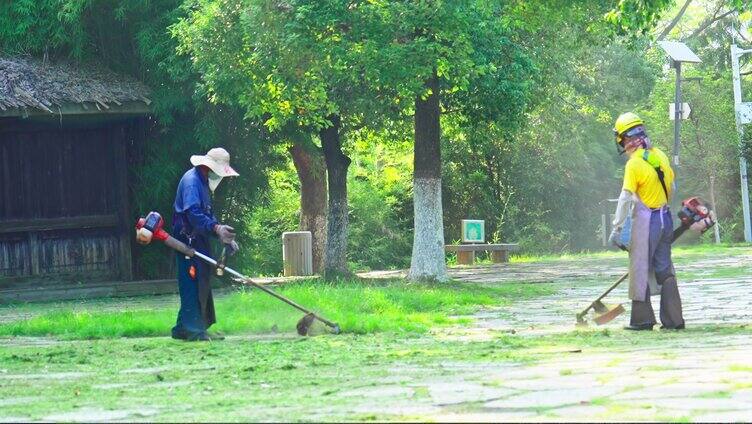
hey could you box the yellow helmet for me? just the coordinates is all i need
[613,112,644,143]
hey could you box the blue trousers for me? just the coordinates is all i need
[648,209,674,284]
[171,253,215,340]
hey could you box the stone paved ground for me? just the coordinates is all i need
[359,247,752,421]
[1,246,751,422]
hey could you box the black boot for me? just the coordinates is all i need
[207,331,225,340]
[660,324,685,330]
[624,323,654,331]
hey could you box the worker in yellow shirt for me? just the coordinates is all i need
[608,112,685,331]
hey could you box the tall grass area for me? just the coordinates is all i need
[0,279,555,340]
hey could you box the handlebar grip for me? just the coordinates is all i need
[164,235,196,257]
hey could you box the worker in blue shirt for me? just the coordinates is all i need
[172,148,239,341]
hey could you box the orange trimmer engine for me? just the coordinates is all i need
[135,211,169,245]
[678,197,716,234]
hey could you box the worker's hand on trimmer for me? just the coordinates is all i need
[226,240,240,256]
[215,224,236,244]
[608,227,622,247]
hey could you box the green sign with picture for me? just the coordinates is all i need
[461,219,485,243]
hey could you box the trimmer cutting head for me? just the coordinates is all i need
[592,301,625,325]
[576,301,625,326]
[296,313,316,336]
[296,313,341,336]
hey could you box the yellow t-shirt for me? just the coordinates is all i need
[622,147,674,209]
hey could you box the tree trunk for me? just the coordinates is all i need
[289,143,328,274]
[409,71,448,282]
[656,0,692,41]
[320,114,352,278]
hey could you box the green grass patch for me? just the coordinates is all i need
[511,250,623,263]
[641,364,671,371]
[1,318,750,421]
[0,279,555,340]
[729,364,752,372]
[0,332,556,422]
[494,324,752,354]
[511,243,752,265]
[0,332,554,421]
[698,390,731,399]
[695,265,749,279]
[731,381,752,390]
[672,242,751,256]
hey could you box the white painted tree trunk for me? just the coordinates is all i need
[409,177,448,282]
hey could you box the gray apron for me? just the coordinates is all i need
[628,197,660,301]
[196,259,216,328]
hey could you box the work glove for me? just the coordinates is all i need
[215,224,236,245]
[226,240,240,256]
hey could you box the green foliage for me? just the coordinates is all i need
[238,166,300,276]
[172,0,349,132]
[348,178,412,271]
[0,279,555,339]
[236,131,414,275]
[347,133,414,271]
[605,0,674,36]
[742,124,752,164]
[4,0,741,276]
[441,14,660,253]
[339,0,535,127]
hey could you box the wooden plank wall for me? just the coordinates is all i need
[0,120,134,288]
[0,127,118,220]
[0,233,28,277]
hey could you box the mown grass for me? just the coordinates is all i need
[1,319,749,421]
[0,332,533,421]
[507,324,752,353]
[0,279,555,340]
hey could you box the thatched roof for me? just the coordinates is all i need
[0,56,151,115]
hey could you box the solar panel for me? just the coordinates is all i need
[658,41,701,63]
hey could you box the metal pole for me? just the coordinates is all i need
[673,60,682,195]
[730,44,752,242]
[741,158,752,242]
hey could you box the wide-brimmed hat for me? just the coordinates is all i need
[190,147,239,177]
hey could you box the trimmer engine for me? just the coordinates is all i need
[678,197,716,234]
[135,211,169,245]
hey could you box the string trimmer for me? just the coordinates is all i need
[135,211,341,336]
[576,197,716,326]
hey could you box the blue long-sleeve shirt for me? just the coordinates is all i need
[173,167,218,253]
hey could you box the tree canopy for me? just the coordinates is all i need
[2,0,750,277]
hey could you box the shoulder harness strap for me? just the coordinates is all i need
[643,150,669,201]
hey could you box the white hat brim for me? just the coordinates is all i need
[190,155,239,177]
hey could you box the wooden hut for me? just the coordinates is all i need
[0,57,156,301]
